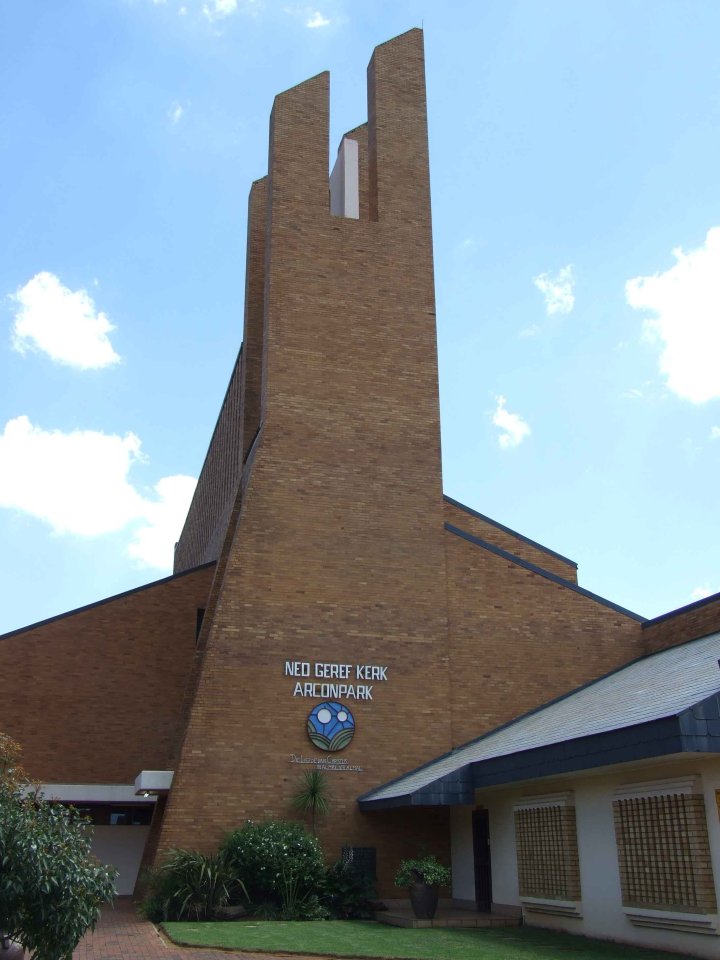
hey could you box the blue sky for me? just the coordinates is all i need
[1,0,720,635]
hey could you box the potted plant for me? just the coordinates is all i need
[394,855,451,920]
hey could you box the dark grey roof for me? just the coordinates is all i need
[359,631,720,808]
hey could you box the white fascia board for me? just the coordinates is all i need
[134,770,174,795]
[614,775,701,800]
[514,791,574,810]
[35,784,156,804]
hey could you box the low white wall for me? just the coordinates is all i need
[449,758,720,959]
[91,826,150,896]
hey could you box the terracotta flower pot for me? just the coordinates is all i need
[409,881,439,919]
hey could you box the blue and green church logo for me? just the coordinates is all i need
[307,701,355,752]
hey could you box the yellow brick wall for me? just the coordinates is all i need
[0,564,215,783]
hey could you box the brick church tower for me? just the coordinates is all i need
[158,28,456,878]
[2,28,656,901]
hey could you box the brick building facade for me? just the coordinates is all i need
[2,29,719,918]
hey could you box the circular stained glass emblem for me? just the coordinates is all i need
[307,701,355,752]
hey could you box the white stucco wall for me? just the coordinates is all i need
[703,762,720,908]
[573,777,623,928]
[449,757,720,958]
[91,826,150,896]
[487,797,519,908]
[449,798,520,908]
[450,806,475,902]
[545,761,720,958]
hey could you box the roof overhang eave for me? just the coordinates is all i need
[358,694,720,811]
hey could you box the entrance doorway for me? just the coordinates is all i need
[472,808,492,912]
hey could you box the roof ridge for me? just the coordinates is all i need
[443,494,577,568]
[444,522,645,621]
[0,561,216,641]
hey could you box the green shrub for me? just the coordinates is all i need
[394,854,451,888]
[141,848,245,922]
[221,820,325,917]
[0,749,116,960]
[248,893,327,921]
[322,858,376,919]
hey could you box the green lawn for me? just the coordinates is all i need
[162,920,693,960]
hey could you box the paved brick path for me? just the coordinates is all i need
[72,898,337,960]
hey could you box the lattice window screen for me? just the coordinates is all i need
[514,804,581,900]
[613,793,716,913]
[341,846,376,882]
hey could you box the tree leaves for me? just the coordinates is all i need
[0,738,117,960]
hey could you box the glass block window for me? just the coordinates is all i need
[514,800,581,901]
[613,793,717,912]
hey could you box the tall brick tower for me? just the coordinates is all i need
[158,29,455,885]
[0,25,662,905]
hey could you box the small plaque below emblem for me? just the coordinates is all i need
[307,701,355,752]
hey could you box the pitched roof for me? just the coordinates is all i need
[359,631,720,809]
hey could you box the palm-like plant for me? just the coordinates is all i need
[291,770,330,835]
[144,849,246,921]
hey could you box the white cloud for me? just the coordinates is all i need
[169,101,184,124]
[711,426,720,440]
[306,10,329,27]
[621,388,643,399]
[533,265,575,316]
[0,416,196,569]
[0,416,143,536]
[626,227,720,404]
[128,474,198,568]
[148,0,261,18]
[10,272,120,370]
[690,584,715,602]
[202,0,238,20]
[492,396,531,449]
